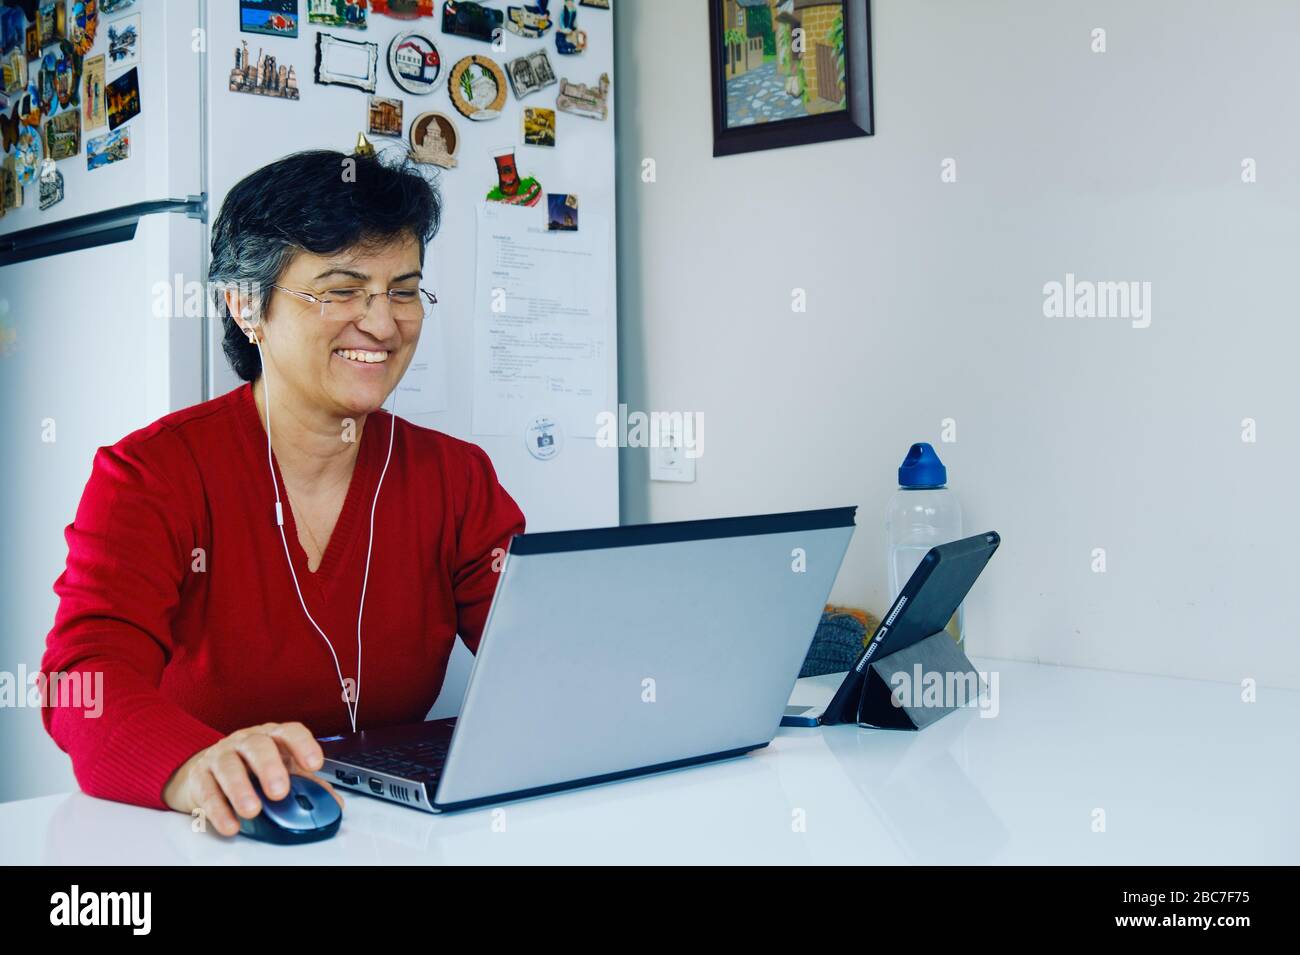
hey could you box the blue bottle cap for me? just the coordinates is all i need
[898,442,947,488]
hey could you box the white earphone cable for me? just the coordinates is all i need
[250,327,397,734]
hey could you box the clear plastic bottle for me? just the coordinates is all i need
[885,443,966,646]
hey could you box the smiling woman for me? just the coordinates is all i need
[40,149,526,837]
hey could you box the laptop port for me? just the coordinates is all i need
[335,770,359,786]
[368,778,384,795]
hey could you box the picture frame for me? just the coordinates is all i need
[708,0,873,158]
[315,32,379,93]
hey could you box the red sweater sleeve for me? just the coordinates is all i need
[41,427,225,810]
[451,443,526,654]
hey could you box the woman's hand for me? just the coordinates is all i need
[162,721,345,836]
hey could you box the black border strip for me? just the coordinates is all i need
[432,742,768,813]
[508,505,857,556]
[0,198,204,267]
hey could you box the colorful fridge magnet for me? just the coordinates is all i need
[229,41,301,98]
[555,72,607,119]
[37,41,81,116]
[308,0,368,30]
[105,65,138,129]
[0,155,22,215]
[240,0,299,38]
[14,123,40,182]
[366,95,403,137]
[37,2,68,47]
[373,0,433,18]
[524,415,562,461]
[506,1,552,38]
[485,147,540,206]
[25,23,40,60]
[353,131,375,156]
[100,0,137,13]
[447,54,505,121]
[554,0,586,55]
[504,49,555,99]
[387,30,441,94]
[579,0,609,8]
[43,105,79,158]
[86,122,126,168]
[546,192,577,231]
[315,33,379,92]
[441,1,502,43]
[38,157,63,209]
[1,7,25,54]
[106,13,139,69]
[81,53,105,127]
[0,106,18,152]
[521,106,554,147]
[69,0,98,56]
[409,110,457,167]
[1,49,25,97]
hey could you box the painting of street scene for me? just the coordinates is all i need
[720,0,847,128]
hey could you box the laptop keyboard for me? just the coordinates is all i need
[346,738,452,781]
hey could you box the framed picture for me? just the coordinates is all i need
[708,0,873,157]
[315,32,379,92]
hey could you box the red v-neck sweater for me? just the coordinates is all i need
[40,382,526,810]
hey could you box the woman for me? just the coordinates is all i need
[40,150,526,836]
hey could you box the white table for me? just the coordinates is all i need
[3,659,1297,864]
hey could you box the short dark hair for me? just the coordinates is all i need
[208,149,442,382]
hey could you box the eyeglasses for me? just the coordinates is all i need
[270,284,437,324]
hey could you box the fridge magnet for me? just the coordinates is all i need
[43,104,79,158]
[373,0,433,18]
[387,30,441,94]
[506,1,552,38]
[86,122,126,168]
[100,0,136,12]
[485,147,540,206]
[14,122,40,182]
[308,0,369,30]
[409,110,457,167]
[240,0,299,38]
[504,48,555,99]
[521,106,554,147]
[546,192,577,231]
[38,157,63,209]
[1,7,24,54]
[366,94,402,137]
[1,101,24,151]
[1,49,25,97]
[106,13,138,69]
[315,32,378,92]
[37,41,80,116]
[80,52,104,127]
[441,1,502,43]
[230,41,301,99]
[69,0,97,56]
[554,0,585,55]
[0,156,22,214]
[447,54,505,121]
[37,2,67,48]
[524,415,562,461]
[708,0,873,157]
[26,23,40,61]
[555,72,607,119]
[352,130,375,156]
[579,0,609,8]
[105,64,137,129]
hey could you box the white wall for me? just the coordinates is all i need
[614,0,1300,687]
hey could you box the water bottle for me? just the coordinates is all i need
[886,443,965,646]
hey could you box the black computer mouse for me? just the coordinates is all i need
[237,775,342,844]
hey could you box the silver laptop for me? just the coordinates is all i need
[317,506,856,813]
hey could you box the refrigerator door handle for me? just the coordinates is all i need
[0,196,208,268]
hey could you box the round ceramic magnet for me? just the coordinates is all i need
[409,110,458,168]
[447,54,507,121]
[387,30,442,95]
[524,415,563,461]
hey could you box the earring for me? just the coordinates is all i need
[246,329,258,345]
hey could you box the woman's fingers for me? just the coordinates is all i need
[211,747,262,819]
[195,768,241,837]
[237,731,291,801]
[267,721,325,774]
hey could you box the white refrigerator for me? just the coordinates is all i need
[0,0,619,803]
